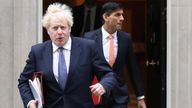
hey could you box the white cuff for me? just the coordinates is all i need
[137,96,145,100]
[27,100,34,108]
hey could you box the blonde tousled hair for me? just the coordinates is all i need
[42,3,73,29]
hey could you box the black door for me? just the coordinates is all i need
[146,0,166,108]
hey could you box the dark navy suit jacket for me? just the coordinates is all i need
[18,37,117,108]
[84,29,144,105]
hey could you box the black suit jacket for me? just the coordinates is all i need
[18,37,117,108]
[71,4,102,36]
[84,29,144,105]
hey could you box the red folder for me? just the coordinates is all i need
[29,72,44,108]
[91,76,102,105]
[33,72,44,104]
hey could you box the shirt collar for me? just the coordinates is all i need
[52,37,72,53]
[101,26,117,40]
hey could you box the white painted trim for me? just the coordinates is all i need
[167,0,171,108]
[37,0,43,43]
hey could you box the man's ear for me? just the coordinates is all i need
[103,13,108,22]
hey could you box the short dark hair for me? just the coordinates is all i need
[101,2,123,16]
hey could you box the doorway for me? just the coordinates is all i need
[42,0,166,108]
[146,0,166,108]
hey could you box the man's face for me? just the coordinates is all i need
[47,16,71,47]
[105,9,124,31]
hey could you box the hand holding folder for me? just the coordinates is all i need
[28,72,44,108]
[91,76,102,105]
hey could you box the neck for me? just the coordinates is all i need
[103,24,116,34]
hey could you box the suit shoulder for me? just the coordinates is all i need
[84,29,101,39]
[119,31,131,37]
[84,32,93,39]
[31,40,51,51]
[73,37,97,51]
[119,31,132,39]
[72,37,95,45]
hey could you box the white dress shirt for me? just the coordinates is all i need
[52,37,71,82]
[101,26,118,63]
[101,27,145,100]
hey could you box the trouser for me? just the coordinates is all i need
[94,99,128,108]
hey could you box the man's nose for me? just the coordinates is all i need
[57,27,62,34]
[120,15,124,21]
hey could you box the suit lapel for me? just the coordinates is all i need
[113,32,123,68]
[66,37,82,85]
[113,32,126,67]
[44,41,53,78]
[44,41,61,89]
[95,29,105,59]
[95,29,123,68]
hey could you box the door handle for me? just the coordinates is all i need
[146,60,159,66]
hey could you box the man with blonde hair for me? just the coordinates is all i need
[18,3,117,108]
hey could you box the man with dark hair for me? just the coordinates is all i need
[84,2,147,108]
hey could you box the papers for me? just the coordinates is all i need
[29,73,43,108]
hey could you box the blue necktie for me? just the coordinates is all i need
[58,47,67,90]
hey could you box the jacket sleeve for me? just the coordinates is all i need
[91,41,118,94]
[18,46,36,108]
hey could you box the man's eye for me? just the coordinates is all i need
[53,27,58,30]
[115,14,121,16]
[60,26,65,30]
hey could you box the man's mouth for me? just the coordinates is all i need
[58,37,63,39]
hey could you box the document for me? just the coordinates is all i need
[29,72,44,108]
